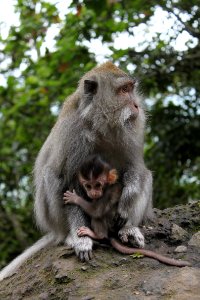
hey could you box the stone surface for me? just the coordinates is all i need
[188,231,200,248]
[171,224,189,242]
[174,245,187,253]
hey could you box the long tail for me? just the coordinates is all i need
[110,238,191,267]
[0,234,54,281]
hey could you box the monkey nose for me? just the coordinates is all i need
[130,102,139,115]
[92,194,99,199]
[131,101,138,110]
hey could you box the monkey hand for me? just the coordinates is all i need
[63,190,81,205]
[77,227,105,240]
[77,227,96,239]
[118,226,145,248]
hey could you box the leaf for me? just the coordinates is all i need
[130,253,144,259]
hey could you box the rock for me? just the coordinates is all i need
[52,260,75,284]
[174,245,187,253]
[171,224,189,242]
[55,273,73,284]
[82,296,95,300]
[38,292,49,300]
[188,231,200,247]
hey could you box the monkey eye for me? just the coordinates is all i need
[119,82,134,94]
[85,184,92,190]
[121,85,129,93]
[95,182,101,189]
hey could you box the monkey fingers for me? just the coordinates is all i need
[63,191,74,197]
[77,227,96,239]
[77,226,89,236]
[63,198,74,205]
[63,192,79,204]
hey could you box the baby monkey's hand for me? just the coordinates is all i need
[63,190,80,205]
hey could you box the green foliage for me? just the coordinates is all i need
[0,0,199,265]
[146,101,200,207]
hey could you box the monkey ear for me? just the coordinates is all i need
[107,169,118,185]
[78,173,85,185]
[84,80,98,95]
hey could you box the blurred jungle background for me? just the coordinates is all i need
[0,0,199,268]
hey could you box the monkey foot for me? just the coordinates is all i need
[65,233,93,262]
[118,226,145,248]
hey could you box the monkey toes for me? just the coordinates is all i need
[78,250,93,261]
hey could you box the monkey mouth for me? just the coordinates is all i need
[92,195,101,200]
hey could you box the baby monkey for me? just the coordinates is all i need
[63,155,122,240]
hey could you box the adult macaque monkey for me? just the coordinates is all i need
[0,62,153,280]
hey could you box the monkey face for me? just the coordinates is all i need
[79,172,108,200]
[79,71,142,130]
[83,181,104,200]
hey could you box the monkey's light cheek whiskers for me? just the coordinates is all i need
[119,107,133,125]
